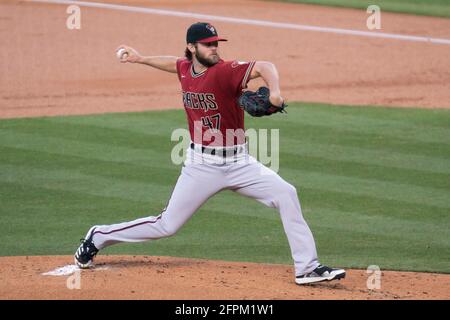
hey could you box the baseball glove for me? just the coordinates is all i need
[238,86,287,117]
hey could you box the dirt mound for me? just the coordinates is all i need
[0,256,448,299]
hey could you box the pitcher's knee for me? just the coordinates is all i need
[279,182,298,198]
[273,182,298,204]
[160,220,180,237]
[286,183,298,197]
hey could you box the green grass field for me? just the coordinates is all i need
[278,0,450,18]
[0,103,449,273]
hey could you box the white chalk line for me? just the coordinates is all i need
[42,264,110,276]
[26,0,450,45]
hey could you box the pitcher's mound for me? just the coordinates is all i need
[0,255,448,299]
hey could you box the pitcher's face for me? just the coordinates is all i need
[194,41,220,67]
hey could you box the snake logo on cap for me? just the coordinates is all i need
[206,24,216,35]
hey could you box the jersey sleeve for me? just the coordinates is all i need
[221,60,256,95]
[176,58,187,82]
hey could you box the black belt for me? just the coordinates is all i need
[190,143,246,158]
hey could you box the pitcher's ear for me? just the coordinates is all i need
[187,43,196,52]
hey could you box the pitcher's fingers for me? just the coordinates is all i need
[115,45,127,52]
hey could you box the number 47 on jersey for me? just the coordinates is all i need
[201,113,221,130]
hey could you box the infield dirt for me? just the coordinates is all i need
[1,0,450,119]
[1,255,449,299]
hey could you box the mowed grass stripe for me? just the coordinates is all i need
[47,102,449,130]
[35,105,450,157]
[4,127,446,182]
[281,168,450,209]
[282,124,449,160]
[298,103,450,129]
[54,114,450,161]
[1,144,446,209]
[0,120,174,156]
[0,129,176,168]
[280,141,450,175]
[281,153,449,190]
[305,207,449,247]
[0,163,177,204]
[4,148,445,229]
[1,136,447,193]
[0,145,180,186]
[270,104,450,145]
[311,224,449,273]
[217,197,448,246]
[301,186,449,223]
[45,107,450,158]
[45,111,188,135]
[0,181,153,226]
[0,182,157,256]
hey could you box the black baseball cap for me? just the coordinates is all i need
[186,22,228,44]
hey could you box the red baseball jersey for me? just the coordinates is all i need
[176,58,255,147]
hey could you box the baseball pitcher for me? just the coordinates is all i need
[74,22,345,285]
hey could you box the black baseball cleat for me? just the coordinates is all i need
[74,227,99,269]
[295,265,346,285]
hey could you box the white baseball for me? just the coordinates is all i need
[116,48,128,60]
